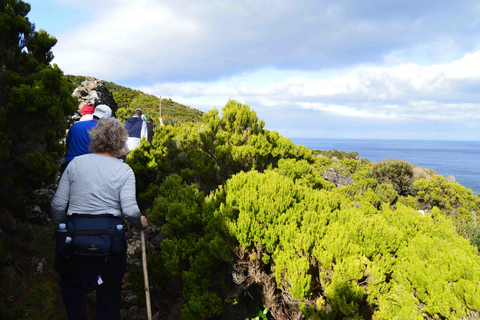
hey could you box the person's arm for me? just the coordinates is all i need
[120,169,144,228]
[51,169,71,228]
[141,122,148,141]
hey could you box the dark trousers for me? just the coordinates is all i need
[55,250,126,320]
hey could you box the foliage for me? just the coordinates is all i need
[64,74,85,87]
[414,174,479,213]
[313,149,360,160]
[274,158,334,191]
[0,0,77,218]
[375,183,399,206]
[103,80,204,125]
[124,99,480,319]
[414,174,480,250]
[246,307,270,320]
[369,159,415,196]
[129,174,232,320]
[214,170,480,319]
[340,158,362,175]
[0,211,64,319]
[128,100,314,199]
[127,101,319,318]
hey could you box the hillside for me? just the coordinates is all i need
[65,75,204,125]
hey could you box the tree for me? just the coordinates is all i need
[369,159,415,196]
[0,0,77,218]
[127,100,314,203]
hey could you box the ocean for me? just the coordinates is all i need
[290,138,480,195]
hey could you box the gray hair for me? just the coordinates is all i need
[89,118,128,157]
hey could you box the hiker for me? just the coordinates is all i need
[124,108,148,151]
[61,104,112,173]
[145,117,156,144]
[51,117,148,320]
[79,103,95,121]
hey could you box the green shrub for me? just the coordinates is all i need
[340,158,362,175]
[414,174,478,213]
[213,170,480,319]
[274,158,334,191]
[125,101,480,319]
[376,183,399,206]
[128,100,314,197]
[136,175,231,319]
[0,0,77,218]
[414,175,480,251]
[369,159,415,196]
[397,195,418,209]
[313,149,359,160]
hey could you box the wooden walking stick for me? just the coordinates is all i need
[141,229,152,320]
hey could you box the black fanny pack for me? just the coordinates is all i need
[56,214,126,258]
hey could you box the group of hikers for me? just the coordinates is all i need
[51,103,156,319]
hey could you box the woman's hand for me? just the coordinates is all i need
[141,215,148,229]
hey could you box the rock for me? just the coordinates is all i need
[121,306,148,320]
[32,187,56,212]
[73,77,118,116]
[447,175,456,183]
[29,184,59,225]
[123,294,138,309]
[322,168,354,188]
[150,232,165,249]
[87,82,98,91]
[27,205,51,225]
[72,87,88,98]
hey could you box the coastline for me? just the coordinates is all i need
[290,137,480,195]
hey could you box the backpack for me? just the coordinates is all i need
[56,214,126,258]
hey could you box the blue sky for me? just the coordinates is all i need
[27,0,480,140]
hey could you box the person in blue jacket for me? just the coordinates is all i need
[61,104,112,173]
[124,109,148,151]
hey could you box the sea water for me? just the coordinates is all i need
[290,138,480,195]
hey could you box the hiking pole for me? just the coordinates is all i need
[141,229,152,320]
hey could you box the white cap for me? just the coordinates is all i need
[92,104,112,119]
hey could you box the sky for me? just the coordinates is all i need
[27,0,480,141]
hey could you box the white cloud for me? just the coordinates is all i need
[137,49,480,124]
[33,0,480,139]
[50,0,480,84]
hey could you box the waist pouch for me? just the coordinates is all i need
[56,214,126,257]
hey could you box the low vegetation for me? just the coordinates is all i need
[126,100,480,319]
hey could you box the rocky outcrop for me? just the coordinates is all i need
[322,168,354,188]
[71,76,118,117]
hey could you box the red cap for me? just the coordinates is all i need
[81,103,95,116]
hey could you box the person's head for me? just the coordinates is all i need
[92,104,112,120]
[146,118,153,123]
[81,103,95,116]
[89,118,128,157]
[133,109,142,117]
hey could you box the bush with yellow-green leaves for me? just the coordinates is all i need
[127,100,480,319]
[215,170,480,319]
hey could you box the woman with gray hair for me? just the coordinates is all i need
[52,117,148,320]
